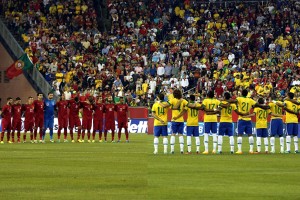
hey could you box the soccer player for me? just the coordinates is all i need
[168,89,187,154]
[22,97,35,143]
[93,96,104,142]
[152,93,169,154]
[11,97,22,143]
[81,96,94,142]
[33,93,44,143]
[174,94,201,154]
[269,95,284,153]
[103,96,116,142]
[1,97,13,144]
[115,96,130,142]
[56,95,69,142]
[284,92,299,153]
[68,96,82,142]
[218,92,237,154]
[251,98,271,153]
[201,91,220,154]
[43,92,56,143]
[232,89,269,154]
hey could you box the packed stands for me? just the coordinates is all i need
[1,0,300,106]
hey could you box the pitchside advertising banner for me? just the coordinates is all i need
[1,118,298,136]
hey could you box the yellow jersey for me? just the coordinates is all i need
[220,102,237,123]
[269,101,283,120]
[202,98,220,122]
[236,97,257,121]
[152,102,169,126]
[284,100,299,123]
[254,107,271,129]
[186,102,201,126]
[168,98,188,122]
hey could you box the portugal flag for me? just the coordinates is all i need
[6,53,33,79]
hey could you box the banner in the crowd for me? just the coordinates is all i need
[0,118,148,134]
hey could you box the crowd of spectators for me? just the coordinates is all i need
[2,0,300,107]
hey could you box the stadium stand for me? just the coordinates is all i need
[1,0,300,108]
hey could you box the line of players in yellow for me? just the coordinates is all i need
[151,89,300,154]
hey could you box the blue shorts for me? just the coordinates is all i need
[204,122,217,133]
[171,122,184,134]
[286,123,298,136]
[154,126,168,137]
[256,128,268,137]
[186,126,199,137]
[237,120,252,135]
[44,118,54,129]
[270,119,283,137]
[219,122,233,136]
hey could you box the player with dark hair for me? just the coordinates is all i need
[1,97,13,144]
[33,93,44,143]
[152,93,169,154]
[22,97,35,143]
[284,92,299,153]
[103,96,116,142]
[92,96,104,142]
[56,95,69,142]
[43,92,56,143]
[11,97,22,143]
[81,96,94,142]
[115,96,130,142]
[68,96,82,143]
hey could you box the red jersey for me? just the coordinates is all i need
[81,102,93,119]
[33,100,44,117]
[1,105,12,121]
[93,103,104,119]
[56,100,68,118]
[22,104,35,122]
[104,104,115,121]
[68,100,80,117]
[115,104,128,122]
[12,104,22,121]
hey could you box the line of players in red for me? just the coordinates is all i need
[0,94,130,143]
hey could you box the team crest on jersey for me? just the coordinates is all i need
[15,60,24,70]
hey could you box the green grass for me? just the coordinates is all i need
[0,134,300,200]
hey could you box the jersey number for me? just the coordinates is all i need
[158,107,165,115]
[190,109,198,117]
[241,102,249,112]
[258,110,267,119]
[226,106,232,114]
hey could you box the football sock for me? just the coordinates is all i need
[237,136,242,152]
[179,135,184,152]
[170,135,175,152]
[34,129,37,140]
[286,136,291,152]
[154,137,159,152]
[112,130,115,141]
[30,133,33,141]
[163,138,168,153]
[204,133,209,152]
[81,130,85,140]
[280,137,284,152]
[99,132,102,140]
[256,137,261,152]
[264,137,269,152]
[217,135,223,152]
[294,136,298,151]
[87,131,91,140]
[229,136,234,152]
[77,129,81,140]
[270,137,275,152]
[212,134,217,151]
[118,130,121,140]
[7,132,10,142]
[17,131,20,140]
[57,128,61,139]
[49,128,53,140]
[104,131,107,141]
[92,131,96,140]
[11,131,14,141]
[249,136,254,152]
[64,128,67,140]
[23,132,26,141]
[195,137,200,152]
[40,130,43,140]
[187,136,192,152]
[1,132,3,141]
[125,129,129,140]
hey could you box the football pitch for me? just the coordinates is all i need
[0,134,300,200]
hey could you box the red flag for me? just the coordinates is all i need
[6,54,33,79]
